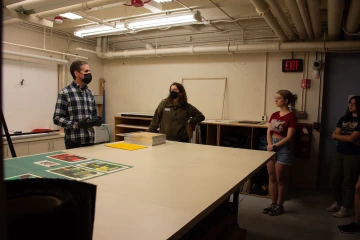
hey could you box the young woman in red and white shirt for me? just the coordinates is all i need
[263,90,298,216]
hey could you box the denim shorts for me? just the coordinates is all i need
[272,138,293,165]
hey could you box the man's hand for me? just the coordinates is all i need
[78,118,93,129]
[92,117,102,127]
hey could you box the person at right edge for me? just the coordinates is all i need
[327,96,360,219]
[147,82,205,142]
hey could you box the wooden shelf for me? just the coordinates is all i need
[115,116,153,121]
[114,116,153,142]
[116,124,148,130]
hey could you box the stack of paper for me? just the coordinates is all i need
[124,132,166,146]
[104,142,147,151]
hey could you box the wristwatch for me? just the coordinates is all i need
[272,145,277,151]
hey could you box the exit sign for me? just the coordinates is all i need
[282,59,303,72]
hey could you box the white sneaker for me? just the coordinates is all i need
[326,202,340,212]
[333,206,350,218]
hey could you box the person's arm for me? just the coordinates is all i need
[188,105,205,124]
[332,131,360,142]
[147,101,163,132]
[273,114,297,148]
[333,128,360,143]
[273,128,296,148]
[266,123,273,151]
[53,91,77,129]
[330,116,360,142]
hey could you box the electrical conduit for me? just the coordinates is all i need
[250,0,289,42]
[96,41,360,58]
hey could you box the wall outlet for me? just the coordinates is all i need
[261,115,267,121]
[296,111,307,119]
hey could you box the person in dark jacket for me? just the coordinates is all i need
[147,82,205,142]
[327,96,360,218]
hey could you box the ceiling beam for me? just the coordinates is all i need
[7,0,89,14]
[2,6,53,27]
[3,0,24,6]
[143,1,163,13]
[183,25,201,32]
[3,0,128,26]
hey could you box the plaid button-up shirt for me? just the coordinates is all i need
[53,81,98,144]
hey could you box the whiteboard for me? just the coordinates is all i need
[182,78,226,120]
[2,59,58,132]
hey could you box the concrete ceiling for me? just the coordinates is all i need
[2,0,360,50]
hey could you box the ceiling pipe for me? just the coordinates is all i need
[266,0,297,40]
[4,0,25,5]
[4,0,128,26]
[3,50,69,64]
[96,37,105,58]
[306,0,322,39]
[328,0,345,41]
[3,41,89,59]
[250,0,289,42]
[102,37,108,53]
[95,41,360,59]
[7,0,89,14]
[67,48,97,54]
[284,0,308,40]
[296,0,313,40]
[208,0,243,31]
[344,0,360,40]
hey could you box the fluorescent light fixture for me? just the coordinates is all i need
[127,11,202,30]
[59,12,83,20]
[73,11,202,38]
[153,0,173,2]
[74,23,127,38]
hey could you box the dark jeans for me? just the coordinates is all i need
[65,139,94,149]
[330,151,360,209]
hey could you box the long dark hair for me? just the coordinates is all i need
[166,82,188,106]
[277,90,298,107]
[344,96,360,121]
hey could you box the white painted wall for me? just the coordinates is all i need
[104,52,323,189]
[104,52,322,124]
[3,25,104,132]
[2,24,323,189]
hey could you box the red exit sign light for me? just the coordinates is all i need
[282,59,303,72]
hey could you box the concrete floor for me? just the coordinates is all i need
[237,190,359,240]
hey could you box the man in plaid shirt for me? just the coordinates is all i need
[53,61,102,149]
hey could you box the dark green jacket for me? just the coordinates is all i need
[147,99,205,141]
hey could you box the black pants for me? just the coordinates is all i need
[330,151,360,209]
[65,139,94,149]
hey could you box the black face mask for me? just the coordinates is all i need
[82,73,92,85]
[170,91,179,99]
